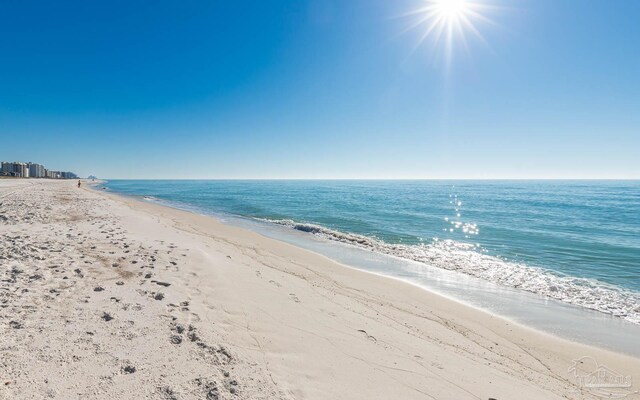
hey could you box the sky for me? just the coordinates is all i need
[1,0,639,179]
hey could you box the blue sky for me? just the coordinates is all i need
[1,0,639,179]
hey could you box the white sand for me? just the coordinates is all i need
[1,179,639,399]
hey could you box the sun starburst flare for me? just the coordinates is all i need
[401,0,496,66]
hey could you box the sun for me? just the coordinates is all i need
[401,0,494,65]
[434,0,470,20]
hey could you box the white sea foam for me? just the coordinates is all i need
[263,218,640,325]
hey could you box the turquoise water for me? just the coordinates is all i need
[103,180,640,324]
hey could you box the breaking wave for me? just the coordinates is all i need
[261,218,640,325]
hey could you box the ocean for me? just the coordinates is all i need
[102,180,640,343]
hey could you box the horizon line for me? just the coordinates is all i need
[95,177,640,181]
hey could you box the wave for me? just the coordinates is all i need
[261,218,640,325]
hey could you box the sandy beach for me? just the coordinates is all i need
[1,178,639,400]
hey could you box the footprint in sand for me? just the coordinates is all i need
[268,280,282,288]
[289,293,300,303]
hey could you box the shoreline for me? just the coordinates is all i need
[93,183,640,369]
[97,180,640,356]
[2,179,639,399]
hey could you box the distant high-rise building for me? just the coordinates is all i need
[28,163,45,178]
[60,171,78,179]
[1,161,76,179]
[45,169,60,179]
[1,162,29,177]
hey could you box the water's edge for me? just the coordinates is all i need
[94,183,640,357]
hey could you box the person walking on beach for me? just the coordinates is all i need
[77,180,81,188]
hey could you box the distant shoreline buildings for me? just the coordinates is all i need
[1,161,78,179]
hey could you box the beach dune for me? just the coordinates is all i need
[1,179,638,399]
